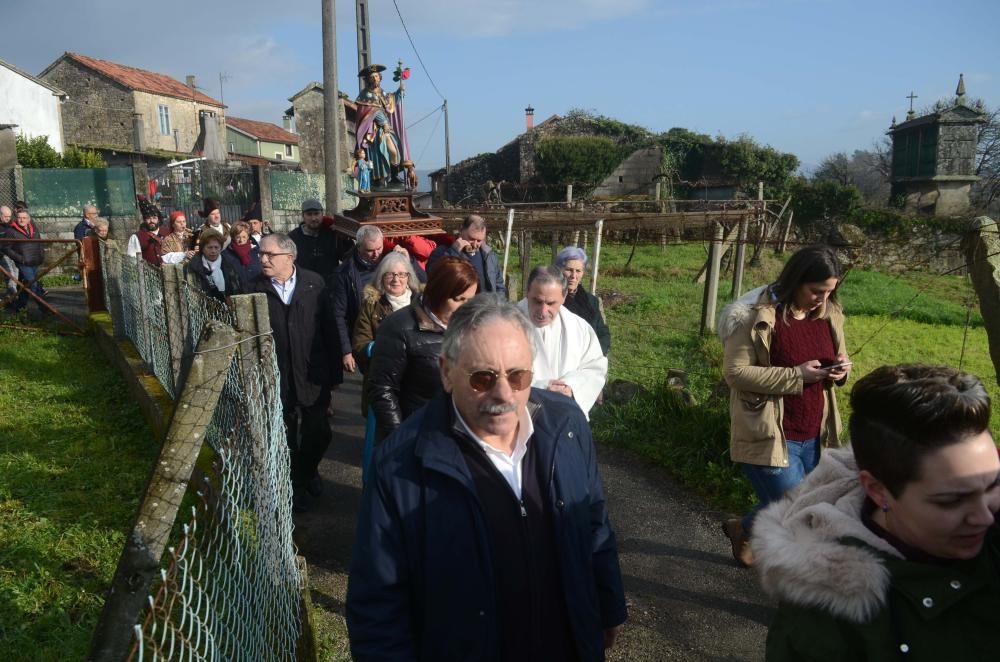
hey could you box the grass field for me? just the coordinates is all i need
[582,241,999,512]
[0,327,156,660]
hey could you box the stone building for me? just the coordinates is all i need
[888,74,986,216]
[226,116,300,165]
[0,57,68,153]
[284,83,356,175]
[38,52,225,164]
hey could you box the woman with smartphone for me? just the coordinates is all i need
[717,245,851,567]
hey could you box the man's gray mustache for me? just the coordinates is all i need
[479,402,516,414]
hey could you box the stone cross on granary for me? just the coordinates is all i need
[887,74,986,216]
[906,91,919,120]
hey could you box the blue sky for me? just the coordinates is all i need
[5,0,999,173]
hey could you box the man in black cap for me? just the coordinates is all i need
[288,198,349,291]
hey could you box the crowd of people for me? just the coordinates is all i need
[8,192,999,660]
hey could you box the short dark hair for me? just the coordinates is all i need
[423,256,478,314]
[850,364,992,496]
[770,245,843,319]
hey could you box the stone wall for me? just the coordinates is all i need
[133,91,223,154]
[593,146,662,198]
[41,58,134,149]
[291,90,354,175]
[826,223,966,274]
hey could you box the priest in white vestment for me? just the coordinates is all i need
[517,265,607,417]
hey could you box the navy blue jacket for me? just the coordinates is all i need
[346,389,627,661]
[426,241,506,298]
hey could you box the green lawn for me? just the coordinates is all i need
[582,241,999,512]
[0,327,156,660]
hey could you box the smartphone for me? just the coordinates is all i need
[824,361,852,370]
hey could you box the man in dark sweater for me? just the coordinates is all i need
[347,294,627,661]
[332,224,384,373]
[288,198,350,289]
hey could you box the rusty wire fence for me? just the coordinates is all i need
[96,241,302,661]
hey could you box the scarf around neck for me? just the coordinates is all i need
[229,241,253,266]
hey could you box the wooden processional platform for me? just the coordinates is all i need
[331,191,442,239]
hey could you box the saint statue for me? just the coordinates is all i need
[355,63,410,188]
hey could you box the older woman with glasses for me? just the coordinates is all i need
[366,256,479,442]
[353,251,421,414]
[555,246,610,355]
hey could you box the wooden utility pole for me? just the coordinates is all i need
[322,0,343,214]
[355,0,371,94]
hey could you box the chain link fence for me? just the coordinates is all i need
[0,167,17,209]
[97,240,303,660]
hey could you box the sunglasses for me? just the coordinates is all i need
[464,368,534,393]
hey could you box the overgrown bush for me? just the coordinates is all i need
[15,134,107,168]
[535,135,628,186]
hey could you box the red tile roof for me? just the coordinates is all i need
[63,52,224,107]
[226,116,299,145]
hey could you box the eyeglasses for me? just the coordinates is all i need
[260,251,293,260]
[384,272,410,281]
[464,368,534,393]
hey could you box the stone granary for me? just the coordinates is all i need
[284,83,357,175]
[888,74,987,216]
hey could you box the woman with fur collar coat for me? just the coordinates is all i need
[755,365,1000,661]
[717,245,850,567]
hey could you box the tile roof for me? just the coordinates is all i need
[226,116,299,145]
[61,52,223,107]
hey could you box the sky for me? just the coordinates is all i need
[5,0,999,174]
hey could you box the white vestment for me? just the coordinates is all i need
[516,301,608,417]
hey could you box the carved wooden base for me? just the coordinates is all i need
[332,191,443,238]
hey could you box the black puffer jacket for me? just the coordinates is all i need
[564,287,611,355]
[365,297,446,442]
[2,221,45,267]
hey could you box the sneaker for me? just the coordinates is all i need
[722,518,754,568]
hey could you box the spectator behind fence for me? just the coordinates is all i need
[717,244,850,568]
[0,205,18,296]
[290,198,349,290]
[426,214,506,297]
[222,222,261,293]
[241,202,271,246]
[365,256,478,442]
[517,265,607,418]
[352,251,421,416]
[347,294,627,661]
[253,233,341,513]
[184,231,240,302]
[160,211,196,264]
[73,204,99,241]
[127,206,166,265]
[193,198,230,249]
[89,218,109,240]
[334,224,385,373]
[1,209,46,313]
[755,364,1000,661]
[555,246,611,355]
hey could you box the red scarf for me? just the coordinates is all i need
[8,221,36,238]
[229,241,253,266]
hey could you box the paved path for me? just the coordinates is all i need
[294,374,770,661]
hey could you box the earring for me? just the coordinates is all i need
[881,503,890,513]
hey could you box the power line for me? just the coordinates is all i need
[406,105,442,130]
[416,110,443,164]
[390,0,445,101]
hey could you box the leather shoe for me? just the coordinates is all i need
[722,518,753,568]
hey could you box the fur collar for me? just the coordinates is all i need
[717,284,770,343]
[752,447,904,623]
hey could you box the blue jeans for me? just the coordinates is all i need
[740,437,819,533]
[11,264,44,312]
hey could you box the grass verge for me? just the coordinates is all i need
[0,325,156,660]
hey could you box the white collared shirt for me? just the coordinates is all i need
[271,267,297,305]
[453,401,534,498]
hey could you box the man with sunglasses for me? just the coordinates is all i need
[347,294,627,661]
[517,265,608,417]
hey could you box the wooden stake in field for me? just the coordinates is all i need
[700,222,724,335]
[591,219,604,294]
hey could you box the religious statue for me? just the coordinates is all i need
[350,148,373,193]
[355,61,410,187]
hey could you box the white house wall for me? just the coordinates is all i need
[0,66,64,153]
